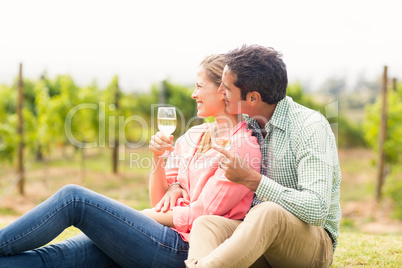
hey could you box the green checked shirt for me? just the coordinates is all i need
[244,96,342,250]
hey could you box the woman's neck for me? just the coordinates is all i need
[214,113,242,127]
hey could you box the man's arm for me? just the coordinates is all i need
[148,132,174,207]
[257,120,337,226]
[216,120,337,226]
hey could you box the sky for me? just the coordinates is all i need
[0,0,401,92]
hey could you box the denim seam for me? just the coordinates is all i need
[74,199,188,253]
[0,200,74,250]
[1,198,188,254]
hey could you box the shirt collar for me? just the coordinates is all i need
[269,96,289,131]
[244,96,290,132]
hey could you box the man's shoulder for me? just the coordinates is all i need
[286,97,329,129]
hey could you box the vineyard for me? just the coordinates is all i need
[1,68,402,266]
[0,73,200,179]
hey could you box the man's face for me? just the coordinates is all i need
[218,65,245,114]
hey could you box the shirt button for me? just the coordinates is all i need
[262,197,268,202]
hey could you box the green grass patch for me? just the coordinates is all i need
[340,179,374,203]
[49,226,82,244]
[339,217,357,232]
[332,231,402,267]
[339,154,375,176]
[338,149,376,203]
[0,207,19,216]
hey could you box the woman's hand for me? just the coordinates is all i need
[154,184,190,212]
[149,132,174,157]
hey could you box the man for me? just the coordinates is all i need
[158,45,341,268]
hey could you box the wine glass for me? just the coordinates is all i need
[211,123,231,150]
[157,107,177,157]
[211,123,231,177]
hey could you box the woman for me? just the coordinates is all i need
[0,55,261,268]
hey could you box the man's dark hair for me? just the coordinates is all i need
[225,45,288,104]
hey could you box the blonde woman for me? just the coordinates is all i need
[0,55,261,268]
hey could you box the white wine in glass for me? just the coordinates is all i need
[157,118,177,136]
[214,136,231,148]
[211,123,231,149]
[157,107,177,157]
[211,123,231,177]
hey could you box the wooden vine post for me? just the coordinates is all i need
[17,63,25,195]
[376,66,388,203]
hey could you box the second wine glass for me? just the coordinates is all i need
[211,123,231,150]
[157,107,177,157]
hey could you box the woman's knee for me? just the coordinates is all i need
[57,184,87,200]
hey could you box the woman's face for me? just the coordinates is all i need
[191,67,225,118]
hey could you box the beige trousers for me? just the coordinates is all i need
[185,202,333,268]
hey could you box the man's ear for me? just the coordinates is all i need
[247,91,262,104]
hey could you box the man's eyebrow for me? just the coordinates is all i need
[222,82,231,90]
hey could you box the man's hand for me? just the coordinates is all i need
[154,184,190,212]
[214,146,262,191]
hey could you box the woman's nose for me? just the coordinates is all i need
[218,84,225,94]
[191,89,197,99]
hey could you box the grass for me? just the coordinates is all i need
[332,231,402,267]
[0,147,153,211]
[0,223,82,246]
[1,223,400,267]
[1,147,402,266]
[0,207,19,216]
[49,227,82,244]
[338,149,377,203]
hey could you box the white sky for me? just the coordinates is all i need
[0,0,401,92]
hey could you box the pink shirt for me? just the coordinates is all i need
[163,121,261,242]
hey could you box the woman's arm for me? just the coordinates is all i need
[141,209,174,227]
[148,132,174,207]
[149,155,169,207]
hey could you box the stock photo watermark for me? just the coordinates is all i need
[63,101,339,169]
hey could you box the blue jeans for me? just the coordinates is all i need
[0,185,188,268]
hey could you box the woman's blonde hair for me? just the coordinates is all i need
[200,54,226,87]
[197,54,226,156]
